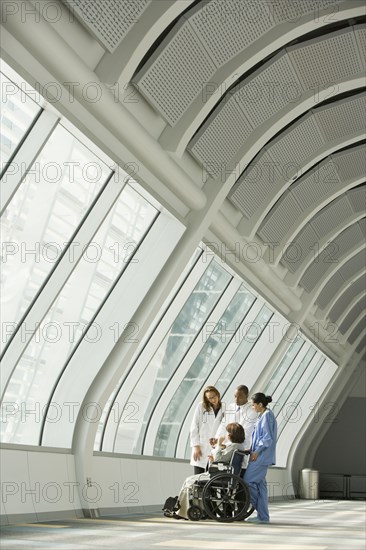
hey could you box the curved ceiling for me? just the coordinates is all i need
[37,0,366,360]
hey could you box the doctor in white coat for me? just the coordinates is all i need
[213,385,258,475]
[190,386,224,474]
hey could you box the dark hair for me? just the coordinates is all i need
[251,393,272,407]
[202,386,222,412]
[236,385,249,396]
[226,422,245,444]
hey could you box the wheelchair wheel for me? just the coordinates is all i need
[241,505,255,520]
[201,473,250,523]
[187,505,203,521]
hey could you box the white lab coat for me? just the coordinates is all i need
[215,401,258,468]
[190,403,224,469]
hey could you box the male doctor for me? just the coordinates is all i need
[211,385,258,476]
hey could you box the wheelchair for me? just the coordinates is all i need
[186,450,255,522]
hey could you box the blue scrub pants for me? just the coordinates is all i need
[244,461,270,521]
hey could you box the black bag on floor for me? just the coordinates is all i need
[162,495,179,517]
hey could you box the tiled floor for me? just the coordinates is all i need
[1,500,365,550]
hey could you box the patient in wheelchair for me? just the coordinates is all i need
[174,422,245,520]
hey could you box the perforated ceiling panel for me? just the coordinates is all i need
[128,0,353,131]
[292,159,341,210]
[190,52,302,176]
[281,195,354,274]
[234,54,301,129]
[316,271,345,310]
[189,0,276,67]
[338,249,366,281]
[271,0,343,23]
[230,151,285,219]
[315,250,366,310]
[258,192,302,243]
[134,19,217,125]
[282,189,366,275]
[300,223,365,293]
[334,146,366,182]
[356,338,365,354]
[266,115,325,175]
[258,156,343,244]
[314,94,366,141]
[258,141,366,247]
[347,184,366,212]
[300,247,342,294]
[189,96,252,177]
[190,27,365,185]
[282,224,318,273]
[229,96,365,221]
[359,217,366,236]
[63,0,150,53]
[354,24,366,69]
[310,196,353,237]
[288,28,363,91]
[339,298,366,334]
[349,316,366,344]
[329,277,365,322]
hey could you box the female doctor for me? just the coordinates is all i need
[190,386,224,474]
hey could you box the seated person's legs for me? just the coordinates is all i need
[176,473,209,519]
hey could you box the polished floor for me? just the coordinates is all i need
[1,500,365,550]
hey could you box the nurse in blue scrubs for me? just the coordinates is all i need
[244,393,277,523]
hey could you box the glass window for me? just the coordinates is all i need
[262,337,332,466]
[154,284,256,457]
[113,260,232,454]
[270,346,317,419]
[0,125,111,353]
[0,185,157,445]
[0,72,41,170]
[215,304,273,391]
[181,303,274,460]
[264,337,304,396]
[277,356,325,437]
[275,356,337,467]
[94,247,203,451]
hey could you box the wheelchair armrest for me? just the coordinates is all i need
[208,461,232,474]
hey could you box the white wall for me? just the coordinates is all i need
[312,366,366,476]
[0,446,196,524]
[91,453,192,514]
[91,454,294,514]
[0,446,82,525]
[312,396,366,476]
[1,446,295,524]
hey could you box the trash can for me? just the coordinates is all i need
[300,468,319,499]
